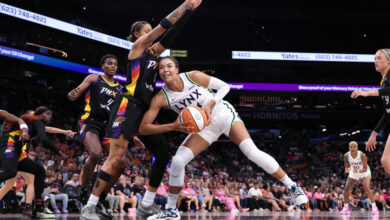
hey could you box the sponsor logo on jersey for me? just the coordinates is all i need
[113,116,125,128]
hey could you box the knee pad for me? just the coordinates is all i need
[169,146,194,187]
[239,139,279,174]
[97,170,112,182]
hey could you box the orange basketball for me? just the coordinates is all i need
[180,106,208,133]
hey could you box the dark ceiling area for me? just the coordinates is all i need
[3,0,390,52]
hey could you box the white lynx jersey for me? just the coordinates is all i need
[161,72,215,114]
[347,150,366,171]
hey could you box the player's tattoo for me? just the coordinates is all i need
[114,143,126,150]
[95,179,100,188]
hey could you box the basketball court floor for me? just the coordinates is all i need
[0,211,388,220]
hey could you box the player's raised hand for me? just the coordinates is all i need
[366,134,377,152]
[188,0,202,10]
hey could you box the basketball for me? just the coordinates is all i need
[180,106,208,133]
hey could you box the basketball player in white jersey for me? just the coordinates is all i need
[340,141,378,215]
[138,57,308,220]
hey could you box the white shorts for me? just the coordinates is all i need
[185,101,242,145]
[348,168,371,181]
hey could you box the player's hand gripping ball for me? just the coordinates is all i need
[180,106,208,133]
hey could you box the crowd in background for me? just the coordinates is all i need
[2,124,390,214]
[1,84,390,214]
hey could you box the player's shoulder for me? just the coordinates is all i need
[152,91,167,106]
[86,74,99,82]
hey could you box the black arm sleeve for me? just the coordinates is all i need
[378,88,390,96]
[374,113,390,133]
[32,120,60,155]
[159,9,193,48]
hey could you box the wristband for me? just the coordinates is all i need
[159,18,173,29]
[20,124,28,130]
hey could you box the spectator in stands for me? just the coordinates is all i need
[180,182,199,211]
[47,174,68,214]
[239,183,248,211]
[271,184,294,211]
[228,181,242,211]
[326,188,337,211]
[214,181,238,212]
[375,189,387,210]
[65,173,81,187]
[384,189,390,209]
[193,180,205,211]
[55,173,65,186]
[114,175,137,213]
[313,187,328,211]
[247,182,266,212]
[106,188,121,213]
[131,176,146,203]
[155,179,168,209]
[201,182,214,212]
[305,186,317,211]
[261,184,282,211]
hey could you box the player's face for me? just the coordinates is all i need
[349,143,358,152]
[135,24,152,39]
[158,58,179,84]
[375,51,390,73]
[41,111,52,124]
[102,58,118,77]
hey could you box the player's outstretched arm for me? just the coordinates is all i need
[67,74,98,101]
[129,0,202,59]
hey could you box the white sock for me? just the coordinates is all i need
[142,191,156,207]
[280,175,295,188]
[372,203,377,208]
[165,193,179,209]
[87,194,99,207]
[344,203,349,208]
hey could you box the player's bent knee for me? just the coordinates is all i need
[239,139,279,174]
[170,155,184,175]
[88,151,102,162]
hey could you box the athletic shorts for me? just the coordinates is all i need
[348,167,371,181]
[78,117,110,146]
[186,101,242,145]
[106,94,146,141]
